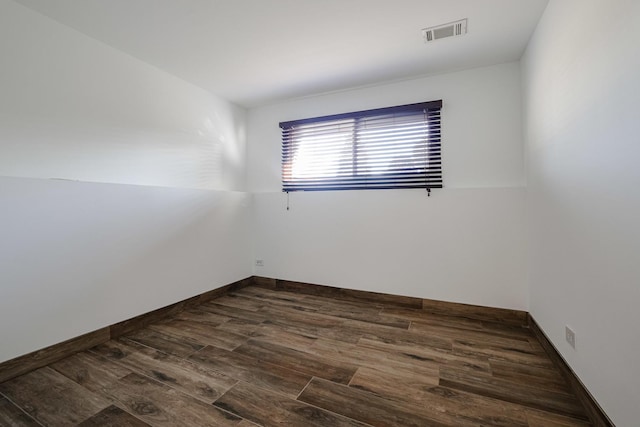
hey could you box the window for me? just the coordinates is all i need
[280,100,442,192]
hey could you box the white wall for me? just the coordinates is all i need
[0,0,246,191]
[0,177,251,363]
[522,1,640,425]
[0,1,251,363]
[248,63,528,310]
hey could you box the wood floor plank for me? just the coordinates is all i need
[265,291,385,317]
[298,377,448,427]
[489,357,565,380]
[279,320,363,344]
[307,337,442,379]
[249,323,318,352]
[172,308,230,326]
[200,302,268,323]
[349,368,529,427]
[232,289,321,312]
[77,405,150,427]
[357,337,492,373]
[149,318,248,351]
[337,287,423,309]
[125,327,205,358]
[480,321,534,340]
[0,367,110,427]
[452,338,555,368]
[258,304,346,329]
[189,345,311,398]
[257,308,362,344]
[342,319,453,351]
[348,365,440,395]
[217,318,263,336]
[419,386,531,427]
[409,319,531,344]
[381,306,485,329]
[91,339,238,403]
[0,395,41,427]
[489,359,571,393]
[50,351,133,399]
[103,372,241,426]
[295,291,386,312]
[234,339,357,384]
[439,367,588,420]
[259,315,363,344]
[421,298,527,326]
[215,381,370,427]
[255,294,410,330]
[270,301,410,329]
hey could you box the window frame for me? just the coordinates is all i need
[280,100,442,192]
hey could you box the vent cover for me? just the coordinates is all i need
[422,19,467,43]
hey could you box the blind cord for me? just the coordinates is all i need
[286,191,290,211]
[427,188,431,197]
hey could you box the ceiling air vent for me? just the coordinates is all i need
[422,19,467,43]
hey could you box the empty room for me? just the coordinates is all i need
[0,0,637,426]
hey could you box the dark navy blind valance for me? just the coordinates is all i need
[280,100,442,192]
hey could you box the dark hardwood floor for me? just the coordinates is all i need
[0,286,591,426]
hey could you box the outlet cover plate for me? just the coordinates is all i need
[565,325,576,349]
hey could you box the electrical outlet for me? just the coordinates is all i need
[255,259,264,267]
[565,326,576,349]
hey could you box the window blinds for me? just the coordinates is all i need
[280,100,442,192]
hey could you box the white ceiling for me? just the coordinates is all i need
[14,0,548,108]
